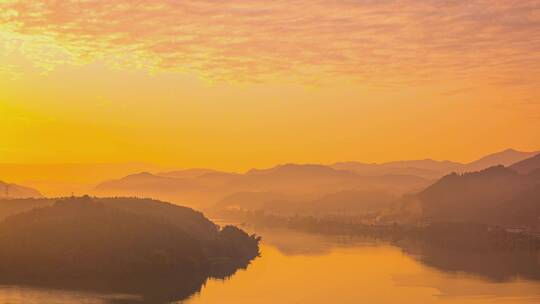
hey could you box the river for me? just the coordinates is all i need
[1,225,540,303]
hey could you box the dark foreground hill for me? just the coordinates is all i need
[0,196,260,303]
[0,198,54,220]
[510,153,540,175]
[389,165,540,227]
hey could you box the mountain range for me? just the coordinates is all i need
[0,162,169,197]
[333,149,539,179]
[94,163,432,210]
[0,149,540,220]
[93,148,538,213]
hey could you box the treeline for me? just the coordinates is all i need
[0,197,260,285]
[231,211,540,252]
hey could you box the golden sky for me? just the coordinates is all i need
[1,0,539,171]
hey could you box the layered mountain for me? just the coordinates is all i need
[261,190,397,216]
[334,149,539,179]
[93,148,539,217]
[390,165,540,227]
[333,159,462,179]
[0,162,168,197]
[96,172,199,193]
[95,164,430,211]
[510,153,540,175]
[158,169,233,179]
[214,189,397,216]
[463,148,539,172]
[94,172,217,206]
[0,181,42,199]
[217,163,429,195]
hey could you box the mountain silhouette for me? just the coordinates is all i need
[213,189,396,216]
[158,168,230,179]
[229,164,430,195]
[0,163,168,197]
[332,159,462,179]
[463,148,539,172]
[94,172,215,206]
[247,163,356,178]
[334,149,539,179]
[94,164,430,211]
[510,153,540,175]
[0,196,260,303]
[391,165,540,226]
[92,148,539,217]
[260,190,397,216]
[96,172,194,191]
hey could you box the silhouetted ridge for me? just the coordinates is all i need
[420,165,518,195]
[0,197,205,279]
[247,163,356,178]
[332,159,463,179]
[510,153,540,175]
[0,198,54,221]
[158,168,231,179]
[97,197,218,240]
[388,164,540,226]
[464,149,539,172]
[0,196,259,302]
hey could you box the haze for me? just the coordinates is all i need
[1,0,539,172]
[2,2,540,304]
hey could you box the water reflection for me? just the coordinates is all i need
[0,258,253,304]
[185,226,540,304]
[1,226,540,303]
[400,241,540,282]
[249,225,540,283]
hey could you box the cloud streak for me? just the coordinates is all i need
[1,0,539,85]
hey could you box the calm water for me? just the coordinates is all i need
[1,225,540,304]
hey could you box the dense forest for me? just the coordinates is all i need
[0,196,260,303]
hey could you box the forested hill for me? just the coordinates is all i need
[0,196,260,302]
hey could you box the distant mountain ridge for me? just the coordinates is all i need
[0,181,42,199]
[213,189,398,216]
[0,162,169,197]
[332,159,462,179]
[510,153,540,175]
[95,163,431,210]
[93,148,538,215]
[464,149,539,172]
[158,169,230,179]
[333,148,539,179]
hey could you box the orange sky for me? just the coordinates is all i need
[1,0,539,172]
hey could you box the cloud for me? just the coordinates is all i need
[1,0,539,86]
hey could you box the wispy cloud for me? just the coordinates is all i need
[1,0,539,85]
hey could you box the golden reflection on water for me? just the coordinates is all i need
[0,286,140,304]
[184,229,540,304]
[1,227,540,304]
